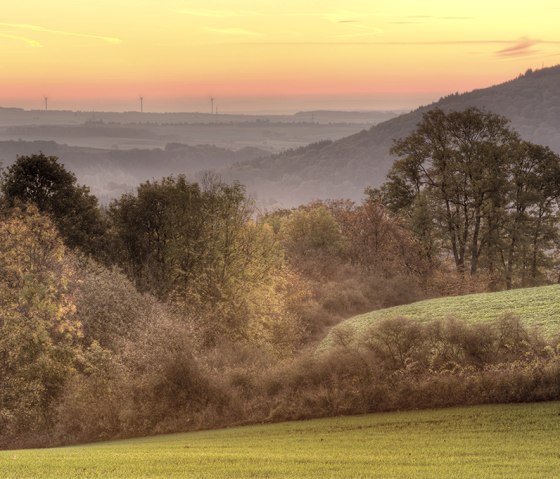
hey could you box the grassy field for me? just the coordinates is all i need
[1,402,559,478]
[322,284,560,348]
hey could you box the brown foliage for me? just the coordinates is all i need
[47,315,560,448]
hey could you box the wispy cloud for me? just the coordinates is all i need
[234,40,508,46]
[496,37,538,57]
[326,16,385,36]
[0,32,43,48]
[213,39,560,49]
[0,22,121,44]
[203,27,261,37]
[173,9,259,18]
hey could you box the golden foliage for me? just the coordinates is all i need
[0,207,82,441]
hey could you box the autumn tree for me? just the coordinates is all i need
[0,207,82,443]
[502,141,560,287]
[328,197,430,279]
[110,175,303,351]
[383,108,560,288]
[108,176,205,297]
[279,205,346,260]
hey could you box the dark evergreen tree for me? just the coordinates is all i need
[1,153,107,257]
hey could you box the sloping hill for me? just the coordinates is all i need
[2,403,558,478]
[322,284,560,348]
[225,66,560,207]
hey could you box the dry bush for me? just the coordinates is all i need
[288,259,426,344]
[54,344,127,444]
[54,307,233,444]
[117,311,231,435]
[71,257,159,349]
[243,316,560,426]
[17,313,560,448]
[427,263,498,296]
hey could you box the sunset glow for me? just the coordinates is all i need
[1,0,559,112]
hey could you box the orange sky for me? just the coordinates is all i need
[1,1,559,112]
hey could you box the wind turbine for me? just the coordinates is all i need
[139,96,144,113]
[44,97,48,112]
[210,97,214,115]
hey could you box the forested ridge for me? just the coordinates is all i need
[1,107,560,449]
[224,66,560,207]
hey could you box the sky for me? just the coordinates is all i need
[0,0,559,113]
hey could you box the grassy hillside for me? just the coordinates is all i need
[1,402,558,478]
[323,284,560,348]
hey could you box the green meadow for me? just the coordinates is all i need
[323,284,560,348]
[1,402,559,478]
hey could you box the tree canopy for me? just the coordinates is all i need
[0,208,81,440]
[1,153,106,257]
[383,107,560,288]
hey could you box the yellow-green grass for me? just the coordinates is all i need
[1,402,559,478]
[322,284,560,348]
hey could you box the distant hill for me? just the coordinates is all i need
[0,140,269,203]
[321,284,560,350]
[0,107,398,127]
[223,66,560,208]
[293,110,404,123]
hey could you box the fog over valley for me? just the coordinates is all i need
[0,107,401,202]
[4,67,560,208]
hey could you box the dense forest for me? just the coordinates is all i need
[1,108,560,449]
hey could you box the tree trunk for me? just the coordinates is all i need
[470,205,482,276]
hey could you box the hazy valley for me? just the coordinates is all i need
[223,66,560,207]
[0,109,400,202]
[4,67,560,209]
